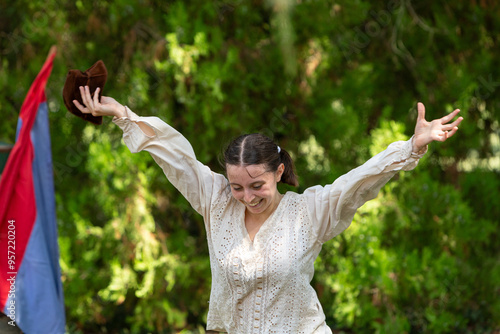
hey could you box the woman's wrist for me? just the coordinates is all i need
[411,136,427,154]
[114,104,127,118]
[412,142,422,153]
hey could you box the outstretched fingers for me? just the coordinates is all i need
[82,86,93,110]
[73,86,100,115]
[440,108,461,124]
[436,108,463,142]
[413,103,464,149]
[73,86,91,113]
[444,115,463,131]
[446,126,459,138]
[442,110,463,138]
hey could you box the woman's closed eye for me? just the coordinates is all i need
[231,184,263,191]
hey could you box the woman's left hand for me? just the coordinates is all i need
[412,102,463,152]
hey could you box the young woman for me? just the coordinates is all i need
[74,86,462,333]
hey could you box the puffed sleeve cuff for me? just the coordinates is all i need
[396,136,427,172]
[112,106,158,153]
[112,106,145,130]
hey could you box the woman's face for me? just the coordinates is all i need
[226,163,284,217]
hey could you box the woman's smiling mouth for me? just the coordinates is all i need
[247,199,263,207]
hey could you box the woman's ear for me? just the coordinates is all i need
[276,163,285,182]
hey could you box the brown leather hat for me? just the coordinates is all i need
[63,60,107,125]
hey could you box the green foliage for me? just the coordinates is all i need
[1,0,499,332]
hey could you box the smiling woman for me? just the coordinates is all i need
[73,86,462,333]
[223,133,294,240]
[226,163,284,241]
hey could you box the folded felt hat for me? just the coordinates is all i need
[63,60,107,125]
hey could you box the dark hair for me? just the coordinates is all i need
[223,133,299,187]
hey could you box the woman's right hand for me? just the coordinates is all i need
[73,86,126,118]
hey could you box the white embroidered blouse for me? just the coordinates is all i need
[113,107,427,334]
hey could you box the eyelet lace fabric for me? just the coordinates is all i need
[207,190,332,333]
[113,109,426,333]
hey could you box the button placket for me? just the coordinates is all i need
[232,255,244,327]
[252,260,264,333]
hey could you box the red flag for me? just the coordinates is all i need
[0,46,66,333]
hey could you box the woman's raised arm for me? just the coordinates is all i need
[73,86,229,223]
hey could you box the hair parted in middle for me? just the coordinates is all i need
[223,133,299,187]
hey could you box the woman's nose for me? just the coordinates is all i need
[243,189,255,203]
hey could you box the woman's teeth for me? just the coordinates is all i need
[248,199,262,207]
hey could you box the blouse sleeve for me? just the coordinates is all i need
[112,107,229,223]
[304,137,427,243]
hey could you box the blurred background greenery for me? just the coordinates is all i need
[1,0,499,333]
